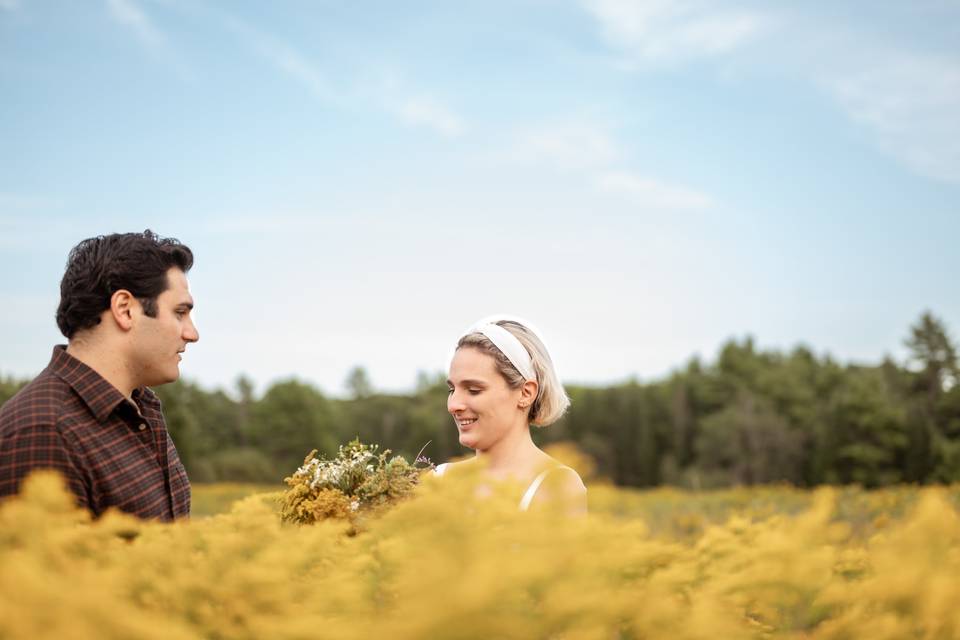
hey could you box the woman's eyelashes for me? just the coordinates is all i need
[468,388,482,395]
[447,386,482,395]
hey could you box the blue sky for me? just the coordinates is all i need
[1,0,958,396]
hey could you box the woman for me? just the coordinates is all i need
[436,318,587,514]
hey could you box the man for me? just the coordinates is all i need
[0,230,199,520]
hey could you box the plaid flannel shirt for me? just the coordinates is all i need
[0,346,190,520]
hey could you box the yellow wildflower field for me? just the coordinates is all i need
[3,472,960,639]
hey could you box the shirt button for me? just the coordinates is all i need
[138,423,147,431]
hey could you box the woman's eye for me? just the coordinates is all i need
[446,388,454,395]
[468,389,481,395]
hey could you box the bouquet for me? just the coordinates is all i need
[279,439,433,527]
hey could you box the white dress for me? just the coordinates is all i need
[433,463,576,512]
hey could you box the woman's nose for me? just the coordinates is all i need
[447,390,465,413]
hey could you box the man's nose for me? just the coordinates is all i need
[184,318,199,343]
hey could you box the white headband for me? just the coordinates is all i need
[469,322,536,381]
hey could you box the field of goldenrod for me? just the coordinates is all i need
[3,470,960,639]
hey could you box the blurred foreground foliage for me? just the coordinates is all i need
[4,471,960,639]
[2,311,958,488]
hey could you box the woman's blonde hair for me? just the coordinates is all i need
[456,319,570,426]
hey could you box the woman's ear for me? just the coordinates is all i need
[518,379,538,409]
[109,289,137,331]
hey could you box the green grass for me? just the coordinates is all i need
[191,483,281,517]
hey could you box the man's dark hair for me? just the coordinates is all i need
[56,230,194,339]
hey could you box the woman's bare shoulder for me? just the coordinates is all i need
[434,459,473,476]
[527,462,588,515]
[534,451,586,491]
[544,465,587,494]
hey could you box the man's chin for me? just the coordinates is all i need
[145,369,180,387]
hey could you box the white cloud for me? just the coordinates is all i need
[823,51,960,185]
[398,96,465,137]
[106,0,166,51]
[513,121,620,170]
[220,16,464,137]
[580,1,960,186]
[376,71,467,137]
[104,0,195,79]
[596,171,713,209]
[505,120,714,210]
[580,0,770,66]
[0,0,19,11]
[221,16,340,105]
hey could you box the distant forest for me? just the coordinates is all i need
[2,312,958,488]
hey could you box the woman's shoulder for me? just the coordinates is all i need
[532,450,585,488]
[537,463,586,494]
[433,459,472,477]
[521,460,587,513]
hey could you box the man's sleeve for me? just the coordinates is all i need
[0,425,90,509]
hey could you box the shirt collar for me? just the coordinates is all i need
[49,345,131,423]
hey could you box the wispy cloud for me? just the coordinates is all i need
[512,120,620,170]
[580,1,960,186]
[220,15,465,137]
[596,171,713,209]
[822,50,960,185]
[104,0,195,80]
[0,0,19,11]
[220,15,342,105]
[106,0,166,52]
[580,0,771,66]
[507,119,714,211]
[396,96,465,137]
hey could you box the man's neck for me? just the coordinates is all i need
[66,340,137,400]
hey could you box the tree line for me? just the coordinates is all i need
[2,312,958,488]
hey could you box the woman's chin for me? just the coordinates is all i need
[458,434,479,449]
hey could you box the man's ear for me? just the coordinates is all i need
[109,289,137,331]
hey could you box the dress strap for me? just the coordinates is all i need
[436,463,575,511]
[519,466,573,511]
